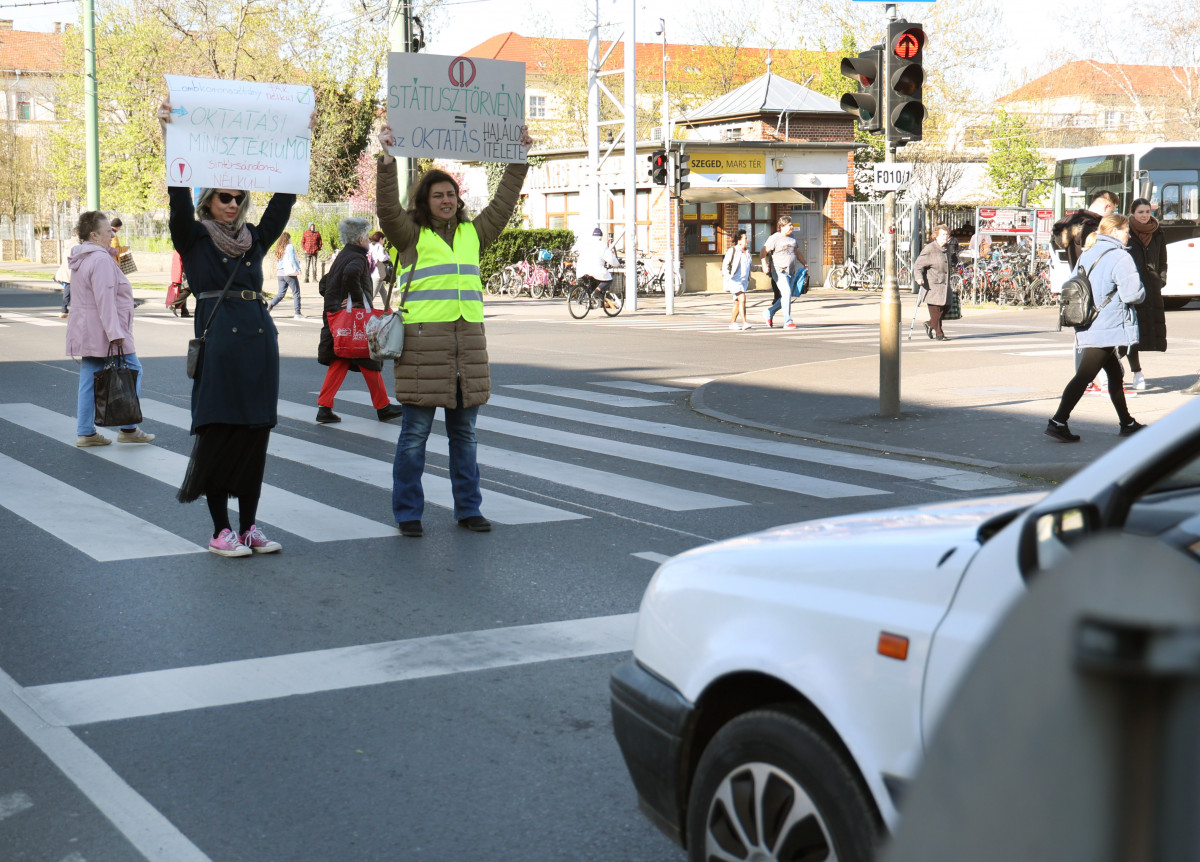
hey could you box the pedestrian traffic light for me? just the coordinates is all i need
[887,20,925,143]
[672,150,691,197]
[839,48,883,134]
[648,149,668,185]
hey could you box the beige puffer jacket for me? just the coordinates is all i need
[377,156,528,408]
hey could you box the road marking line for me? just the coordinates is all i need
[21,614,638,726]
[133,317,188,326]
[0,451,206,561]
[632,551,670,564]
[0,790,34,821]
[503,384,663,407]
[486,394,1012,488]
[0,666,211,862]
[1010,349,1076,356]
[279,399,739,511]
[2,312,62,327]
[331,393,884,499]
[589,381,686,393]
[165,398,579,526]
[1,402,396,542]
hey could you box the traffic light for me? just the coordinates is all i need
[672,150,690,197]
[839,48,883,134]
[886,20,925,143]
[648,149,668,185]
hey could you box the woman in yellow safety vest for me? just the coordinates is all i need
[376,123,534,538]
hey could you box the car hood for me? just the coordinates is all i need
[677,492,1045,564]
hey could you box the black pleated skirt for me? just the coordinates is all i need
[177,424,270,503]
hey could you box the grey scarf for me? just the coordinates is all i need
[200,218,253,257]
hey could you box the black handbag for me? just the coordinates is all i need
[94,345,142,427]
[187,252,247,379]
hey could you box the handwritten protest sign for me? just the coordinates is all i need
[163,75,314,194]
[386,53,527,164]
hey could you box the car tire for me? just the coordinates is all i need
[686,709,879,862]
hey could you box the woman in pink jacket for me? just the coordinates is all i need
[65,211,155,447]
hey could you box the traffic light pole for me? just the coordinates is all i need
[879,3,901,418]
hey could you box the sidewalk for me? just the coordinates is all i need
[689,290,1200,484]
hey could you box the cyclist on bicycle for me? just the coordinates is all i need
[572,227,619,300]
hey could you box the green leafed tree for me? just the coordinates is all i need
[986,109,1050,205]
[50,0,405,213]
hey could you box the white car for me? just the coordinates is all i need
[611,396,1200,862]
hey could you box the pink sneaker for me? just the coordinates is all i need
[240,525,282,554]
[209,528,251,557]
[784,322,797,330]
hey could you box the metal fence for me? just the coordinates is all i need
[843,203,980,279]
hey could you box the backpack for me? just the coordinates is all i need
[1058,247,1116,330]
[377,257,397,287]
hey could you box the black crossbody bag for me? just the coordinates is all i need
[186,252,247,379]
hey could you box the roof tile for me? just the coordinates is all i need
[0,30,67,73]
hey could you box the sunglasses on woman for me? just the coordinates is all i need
[215,192,246,205]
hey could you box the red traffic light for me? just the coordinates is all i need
[892,28,924,60]
[652,153,668,169]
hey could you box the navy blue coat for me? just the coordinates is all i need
[169,186,295,433]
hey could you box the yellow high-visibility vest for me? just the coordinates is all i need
[399,223,484,323]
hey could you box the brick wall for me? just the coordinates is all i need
[691,114,854,144]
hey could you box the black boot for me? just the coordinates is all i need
[316,405,341,424]
[377,404,403,422]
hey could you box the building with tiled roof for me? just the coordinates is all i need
[1,25,68,126]
[463,31,833,149]
[996,60,1197,145]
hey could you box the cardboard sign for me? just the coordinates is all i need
[163,75,315,194]
[386,52,527,163]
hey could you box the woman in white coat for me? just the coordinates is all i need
[723,229,753,330]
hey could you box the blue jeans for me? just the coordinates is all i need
[77,352,143,436]
[268,276,301,314]
[766,274,792,325]
[59,281,71,313]
[391,396,481,523]
[766,269,808,324]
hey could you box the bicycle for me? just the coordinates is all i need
[826,257,882,291]
[567,276,623,319]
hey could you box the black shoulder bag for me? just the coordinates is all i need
[186,252,247,379]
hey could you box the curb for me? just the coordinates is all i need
[688,379,1073,485]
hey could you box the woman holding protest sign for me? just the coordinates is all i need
[376,122,533,538]
[158,99,313,557]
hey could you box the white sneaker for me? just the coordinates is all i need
[293,314,304,320]
[76,432,112,447]
[728,323,740,330]
[1133,372,1147,391]
[740,322,752,330]
[116,428,155,444]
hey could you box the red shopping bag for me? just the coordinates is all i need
[328,299,382,359]
[166,282,181,308]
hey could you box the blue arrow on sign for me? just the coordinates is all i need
[171,106,189,117]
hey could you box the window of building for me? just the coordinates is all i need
[17,93,32,121]
[608,190,652,250]
[682,203,720,254]
[737,202,773,253]
[529,95,547,119]
[1103,111,1125,130]
[545,192,579,231]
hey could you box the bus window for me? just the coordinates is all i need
[1163,185,1180,221]
[1054,155,1130,216]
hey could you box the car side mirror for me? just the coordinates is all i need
[1019,504,1102,579]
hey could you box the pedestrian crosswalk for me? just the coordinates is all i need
[0,377,1016,563]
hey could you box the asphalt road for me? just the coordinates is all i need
[0,284,1040,861]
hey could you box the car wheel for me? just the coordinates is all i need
[687,709,878,862]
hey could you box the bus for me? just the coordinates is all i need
[1051,142,1200,307]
